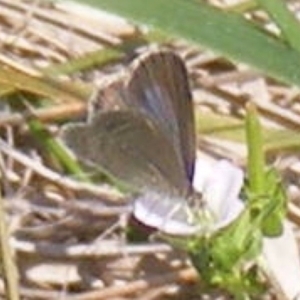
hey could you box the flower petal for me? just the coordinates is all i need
[200,160,244,226]
[192,157,215,192]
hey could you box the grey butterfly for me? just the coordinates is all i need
[61,50,243,235]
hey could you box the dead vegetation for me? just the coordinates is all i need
[0,0,299,299]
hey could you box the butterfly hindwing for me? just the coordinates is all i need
[62,110,189,194]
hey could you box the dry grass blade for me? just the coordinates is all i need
[65,268,197,300]
[0,138,123,200]
[0,180,19,299]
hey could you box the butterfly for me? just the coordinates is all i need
[61,49,243,236]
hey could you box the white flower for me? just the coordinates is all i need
[133,158,245,235]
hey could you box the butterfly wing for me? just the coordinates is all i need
[123,50,196,183]
[134,190,198,235]
[61,110,189,194]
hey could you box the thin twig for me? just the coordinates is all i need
[65,267,197,300]
[0,138,123,201]
[11,237,172,258]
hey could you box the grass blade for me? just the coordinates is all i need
[71,0,300,87]
[256,0,300,53]
[0,185,19,300]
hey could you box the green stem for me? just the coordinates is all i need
[245,102,265,195]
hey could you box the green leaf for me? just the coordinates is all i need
[260,168,287,236]
[189,218,264,298]
[256,0,300,53]
[211,210,261,268]
[72,0,300,86]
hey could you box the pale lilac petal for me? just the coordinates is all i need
[193,158,214,192]
[215,198,245,229]
[202,160,244,225]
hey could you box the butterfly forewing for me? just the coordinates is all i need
[123,51,196,182]
[62,110,189,194]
